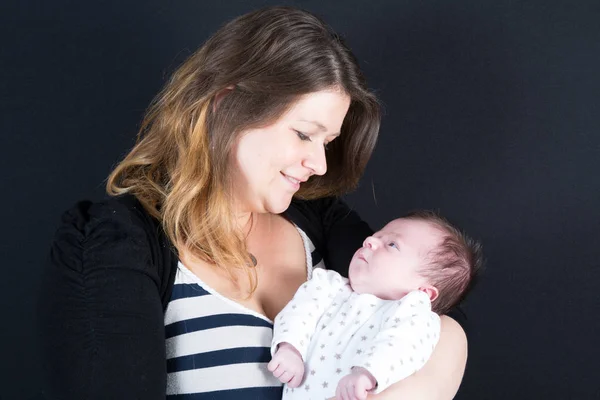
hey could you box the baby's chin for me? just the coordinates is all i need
[348,271,370,294]
[347,262,360,285]
[347,270,358,291]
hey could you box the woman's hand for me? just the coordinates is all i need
[327,316,467,400]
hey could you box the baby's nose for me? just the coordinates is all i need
[363,236,378,249]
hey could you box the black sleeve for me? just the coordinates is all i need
[287,196,373,277]
[38,199,167,400]
[295,196,469,334]
[317,197,374,277]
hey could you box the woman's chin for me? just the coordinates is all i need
[265,196,293,214]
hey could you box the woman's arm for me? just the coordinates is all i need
[38,199,167,400]
[327,316,467,400]
[370,315,468,400]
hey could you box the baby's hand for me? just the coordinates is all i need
[335,367,377,400]
[267,342,305,388]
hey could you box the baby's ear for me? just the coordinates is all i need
[419,286,439,302]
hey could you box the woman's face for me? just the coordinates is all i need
[231,89,351,214]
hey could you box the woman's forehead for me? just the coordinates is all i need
[281,90,350,128]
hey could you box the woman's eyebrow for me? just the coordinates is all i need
[297,119,340,136]
[298,119,327,131]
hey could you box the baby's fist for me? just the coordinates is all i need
[267,342,305,388]
[335,367,377,400]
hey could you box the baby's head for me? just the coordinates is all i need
[348,211,482,314]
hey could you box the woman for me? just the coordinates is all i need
[39,6,467,400]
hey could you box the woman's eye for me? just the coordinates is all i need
[295,130,310,141]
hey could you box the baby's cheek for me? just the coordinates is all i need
[348,260,362,278]
[373,278,401,299]
[360,278,380,295]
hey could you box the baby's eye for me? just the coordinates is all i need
[323,142,330,151]
[295,130,311,141]
[387,242,399,250]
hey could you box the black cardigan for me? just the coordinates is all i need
[38,194,466,400]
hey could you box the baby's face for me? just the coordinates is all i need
[348,218,443,300]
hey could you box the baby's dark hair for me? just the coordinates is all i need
[404,210,483,314]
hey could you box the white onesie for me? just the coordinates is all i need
[271,268,441,400]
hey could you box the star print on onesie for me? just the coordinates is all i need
[271,268,441,399]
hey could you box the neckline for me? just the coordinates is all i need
[176,224,314,324]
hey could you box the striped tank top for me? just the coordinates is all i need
[164,226,325,399]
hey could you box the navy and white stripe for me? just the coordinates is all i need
[164,226,323,399]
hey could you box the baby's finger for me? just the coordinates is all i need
[267,359,279,372]
[335,383,345,400]
[336,379,351,400]
[271,364,286,378]
[278,371,294,384]
[288,372,303,388]
[345,384,355,400]
[291,366,305,386]
[354,383,368,400]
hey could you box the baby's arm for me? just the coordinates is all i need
[348,291,441,394]
[269,269,348,386]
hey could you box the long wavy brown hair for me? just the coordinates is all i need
[107,6,381,292]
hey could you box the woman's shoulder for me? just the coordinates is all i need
[55,194,154,241]
[50,194,164,273]
[49,193,178,308]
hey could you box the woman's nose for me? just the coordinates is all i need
[302,143,328,176]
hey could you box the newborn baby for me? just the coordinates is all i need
[268,211,482,400]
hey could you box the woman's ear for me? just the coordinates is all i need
[419,285,439,303]
[213,85,236,112]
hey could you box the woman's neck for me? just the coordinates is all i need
[235,211,254,236]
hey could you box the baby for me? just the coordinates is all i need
[268,210,482,400]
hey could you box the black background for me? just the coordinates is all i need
[2,1,599,399]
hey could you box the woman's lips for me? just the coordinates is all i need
[281,173,302,190]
